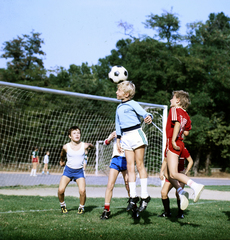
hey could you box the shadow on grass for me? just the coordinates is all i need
[223,211,230,221]
[161,208,201,227]
[68,205,98,213]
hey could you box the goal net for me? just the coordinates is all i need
[0,81,167,187]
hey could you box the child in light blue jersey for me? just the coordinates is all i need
[115,81,153,215]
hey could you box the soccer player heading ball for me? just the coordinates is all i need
[115,81,152,215]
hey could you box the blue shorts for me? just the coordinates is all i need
[63,165,85,181]
[110,156,127,172]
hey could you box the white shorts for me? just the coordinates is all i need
[121,128,148,151]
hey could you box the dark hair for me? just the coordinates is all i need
[68,126,81,136]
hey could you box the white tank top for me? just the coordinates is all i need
[66,142,85,169]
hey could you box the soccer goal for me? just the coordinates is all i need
[0,81,167,187]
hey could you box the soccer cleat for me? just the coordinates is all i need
[126,197,139,211]
[138,196,151,212]
[193,184,204,203]
[132,209,140,219]
[77,207,85,215]
[100,209,110,220]
[158,212,171,218]
[61,206,68,214]
[177,213,185,219]
[179,191,189,210]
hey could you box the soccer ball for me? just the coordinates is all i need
[108,65,128,84]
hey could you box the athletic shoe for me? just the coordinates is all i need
[138,196,151,212]
[126,197,139,211]
[158,212,171,218]
[179,191,189,210]
[77,207,85,215]
[61,206,68,214]
[42,171,44,175]
[100,209,111,220]
[193,184,204,203]
[177,213,185,219]
[132,208,140,219]
[47,172,50,175]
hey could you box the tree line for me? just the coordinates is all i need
[1,11,230,175]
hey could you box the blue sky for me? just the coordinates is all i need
[1,0,230,70]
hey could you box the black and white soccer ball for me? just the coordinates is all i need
[108,65,128,84]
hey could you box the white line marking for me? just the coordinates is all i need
[0,200,221,214]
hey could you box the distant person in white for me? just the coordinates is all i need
[42,151,50,175]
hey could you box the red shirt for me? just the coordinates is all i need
[166,107,191,141]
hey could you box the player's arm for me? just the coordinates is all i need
[172,121,181,150]
[104,131,116,145]
[159,157,167,180]
[131,101,153,124]
[184,156,193,175]
[60,145,67,167]
[116,138,123,154]
[85,143,94,150]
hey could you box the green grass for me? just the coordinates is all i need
[0,195,229,240]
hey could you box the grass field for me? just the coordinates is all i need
[0,194,230,240]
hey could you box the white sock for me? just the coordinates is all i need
[129,182,137,198]
[140,178,148,199]
[177,187,185,195]
[60,201,66,207]
[30,169,34,175]
[33,169,37,175]
[79,204,84,210]
[187,179,198,191]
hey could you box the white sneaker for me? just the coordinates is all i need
[193,184,204,203]
[179,191,189,210]
[33,174,37,177]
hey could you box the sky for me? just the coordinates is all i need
[1,0,230,71]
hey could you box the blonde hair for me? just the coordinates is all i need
[118,81,135,99]
[173,90,191,109]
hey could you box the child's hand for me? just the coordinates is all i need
[172,141,180,151]
[60,161,65,167]
[117,141,123,154]
[144,115,152,124]
[159,172,164,180]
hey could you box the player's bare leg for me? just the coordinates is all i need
[105,168,119,203]
[101,168,119,220]
[134,146,151,213]
[58,175,70,213]
[158,181,173,217]
[121,169,130,197]
[76,177,86,214]
[167,150,204,204]
[125,150,139,211]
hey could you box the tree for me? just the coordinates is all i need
[143,9,181,43]
[1,30,46,81]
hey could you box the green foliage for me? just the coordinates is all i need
[1,31,46,82]
[1,11,230,170]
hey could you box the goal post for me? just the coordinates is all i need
[0,81,167,186]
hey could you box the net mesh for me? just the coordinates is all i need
[0,84,165,186]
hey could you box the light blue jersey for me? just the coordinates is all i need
[115,100,153,138]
